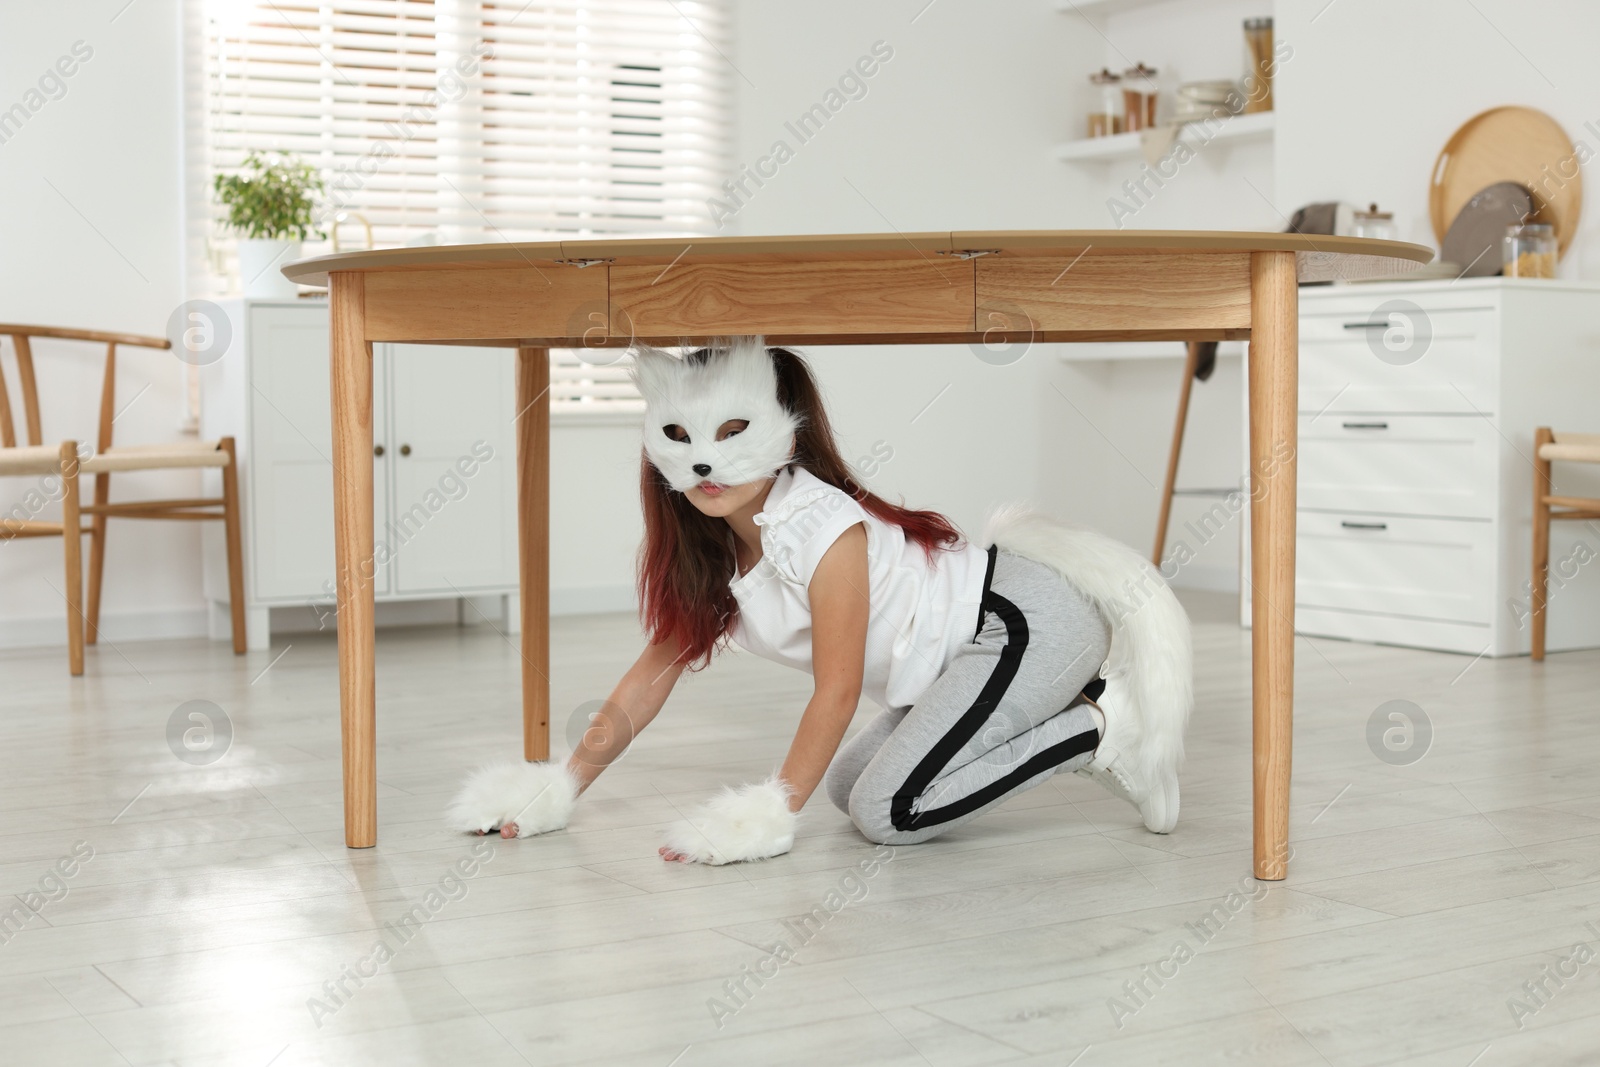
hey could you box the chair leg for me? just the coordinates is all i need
[220,437,248,654]
[86,470,109,645]
[1153,342,1201,566]
[59,442,85,676]
[1531,427,1553,661]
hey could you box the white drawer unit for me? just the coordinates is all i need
[1295,512,1495,652]
[1297,303,1498,415]
[1243,278,1600,657]
[199,299,521,649]
[1297,413,1498,519]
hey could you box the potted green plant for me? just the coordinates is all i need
[213,151,324,297]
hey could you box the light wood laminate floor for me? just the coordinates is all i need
[3,592,1600,1066]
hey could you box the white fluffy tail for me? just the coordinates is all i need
[981,505,1193,792]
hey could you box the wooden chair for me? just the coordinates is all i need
[0,325,246,674]
[1531,427,1600,660]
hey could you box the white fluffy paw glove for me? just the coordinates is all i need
[662,777,798,865]
[446,759,580,838]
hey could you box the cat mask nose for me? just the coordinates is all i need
[693,463,712,477]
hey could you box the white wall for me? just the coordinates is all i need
[1276,0,1600,277]
[727,0,1106,539]
[548,421,645,614]
[0,0,199,644]
[1053,0,1286,585]
[724,0,1254,579]
[728,0,1600,592]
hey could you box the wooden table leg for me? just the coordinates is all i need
[1249,251,1298,880]
[330,273,377,848]
[516,346,551,762]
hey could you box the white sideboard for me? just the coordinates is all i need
[1241,278,1600,656]
[198,299,522,649]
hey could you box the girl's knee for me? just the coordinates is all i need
[846,786,893,843]
[852,817,906,846]
[853,818,940,848]
[847,789,939,846]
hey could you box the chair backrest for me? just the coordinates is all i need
[0,325,171,451]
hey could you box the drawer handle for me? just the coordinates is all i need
[1342,321,1393,330]
[1340,521,1388,531]
[1341,421,1389,430]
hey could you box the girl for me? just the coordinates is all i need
[448,338,1191,864]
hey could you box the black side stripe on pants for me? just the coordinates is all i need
[889,545,1100,832]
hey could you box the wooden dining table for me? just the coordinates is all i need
[283,230,1432,879]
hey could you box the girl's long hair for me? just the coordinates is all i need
[637,345,962,669]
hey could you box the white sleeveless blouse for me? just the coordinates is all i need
[727,466,990,711]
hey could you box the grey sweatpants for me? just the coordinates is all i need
[824,545,1110,845]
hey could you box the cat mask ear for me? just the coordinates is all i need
[628,337,800,492]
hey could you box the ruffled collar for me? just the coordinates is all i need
[753,466,835,529]
[730,466,833,587]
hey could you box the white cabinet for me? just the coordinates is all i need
[1242,278,1600,656]
[245,304,392,599]
[200,299,521,649]
[386,344,519,595]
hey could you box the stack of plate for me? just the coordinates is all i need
[1171,80,1240,123]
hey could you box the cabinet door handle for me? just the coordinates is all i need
[373,444,385,457]
[1340,520,1388,531]
[1342,321,1392,329]
[399,444,412,457]
[1341,421,1389,430]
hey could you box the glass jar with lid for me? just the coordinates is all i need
[1503,223,1557,278]
[1088,68,1122,137]
[1350,203,1398,241]
[1122,63,1158,132]
[1242,17,1274,113]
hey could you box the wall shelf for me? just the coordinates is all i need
[1055,0,1189,15]
[1055,110,1274,164]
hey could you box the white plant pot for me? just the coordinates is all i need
[236,238,302,298]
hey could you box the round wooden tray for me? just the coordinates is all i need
[1430,106,1582,258]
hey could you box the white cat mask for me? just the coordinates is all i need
[629,337,800,492]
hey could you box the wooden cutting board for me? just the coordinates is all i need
[1429,106,1582,258]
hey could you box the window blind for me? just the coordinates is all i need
[203,0,733,244]
[199,0,733,416]
[551,349,645,418]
